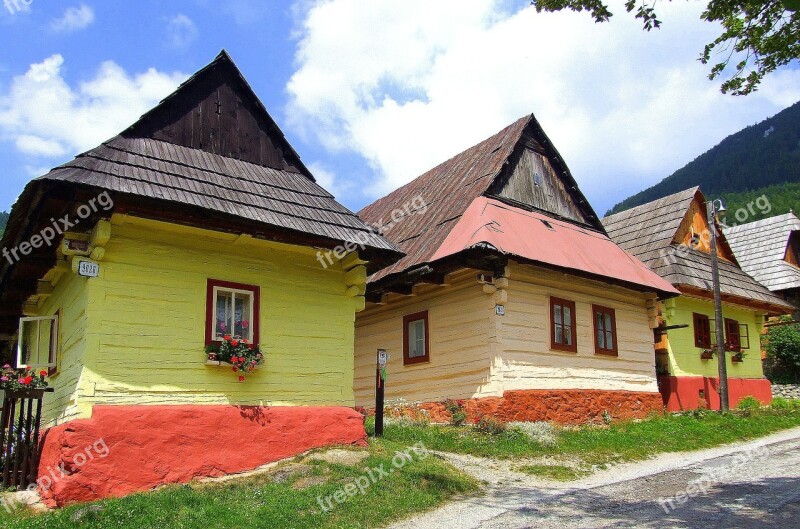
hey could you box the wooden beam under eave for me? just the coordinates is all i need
[36,281,54,297]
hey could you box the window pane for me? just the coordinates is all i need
[234,293,253,341]
[595,312,604,332]
[216,292,232,338]
[555,324,563,344]
[563,306,571,326]
[554,305,562,325]
[606,330,614,350]
[408,320,426,358]
[564,325,572,346]
[597,326,605,349]
[604,314,612,333]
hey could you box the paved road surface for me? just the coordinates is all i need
[389,427,800,529]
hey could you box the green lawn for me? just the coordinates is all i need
[3,403,799,527]
[374,403,800,473]
[0,439,477,529]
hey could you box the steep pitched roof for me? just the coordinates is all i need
[724,212,800,292]
[603,188,794,312]
[359,115,677,296]
[0,51,402,343]
[360,114,604,282]
[3,50,398,258]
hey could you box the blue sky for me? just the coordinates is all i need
[0,0,798,217]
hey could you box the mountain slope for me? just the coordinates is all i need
[0,211,8,238]
[607,100,800,216]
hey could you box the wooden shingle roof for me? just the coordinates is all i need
[359,114,678,298]
[2,50,399,260]
[724,212,800,292]
[359,114,603,283]
[603,188,794,312]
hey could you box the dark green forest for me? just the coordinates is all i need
[607,100,800,216]
[0,211,8,238]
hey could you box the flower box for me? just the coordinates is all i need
[700,350,714,360]
[1,387,54,399]
[731,353,744,363]
[204,360,260,369]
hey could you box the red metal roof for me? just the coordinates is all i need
[433,197,679,295]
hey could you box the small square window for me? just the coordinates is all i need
[403,311,429,365]
[205,279,260,345]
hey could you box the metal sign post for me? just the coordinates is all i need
[375,349,388,437]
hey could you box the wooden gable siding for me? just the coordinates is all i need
[674,195,735,262]
[493,144,590,224]
[126,57,305,173]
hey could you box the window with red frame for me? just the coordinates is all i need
[724,318,741,352]
[592,305,618,356]
[693,313,711,349]
[403,311,429,365]
[205,279,260,345]
[550,297,577,352]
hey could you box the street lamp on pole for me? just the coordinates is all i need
[706,198,730,412]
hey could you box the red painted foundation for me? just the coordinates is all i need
[36,405,367,507]
[658,376,772,411]
[387,389,664,425]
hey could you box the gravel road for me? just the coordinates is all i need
[388,426,800,529]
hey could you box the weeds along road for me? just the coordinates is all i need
[390,427,800,529]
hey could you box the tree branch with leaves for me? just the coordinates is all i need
[532,0,800,95]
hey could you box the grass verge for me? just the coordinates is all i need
[372,403,800,478]
[0,438,477,529]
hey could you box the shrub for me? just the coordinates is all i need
[737,395,763,410]
[475,416,507,435]
[771,397,790,410]
[763,318,800,383]
[507,421,558,447]
[444,399,467,427]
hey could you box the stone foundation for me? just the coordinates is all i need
[771,384,800,400]
[389,389,664,425]
[37,405,366,507]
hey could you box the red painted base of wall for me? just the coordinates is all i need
[37,405,366,507]
[658,376,772,411]
[387,389,664,425]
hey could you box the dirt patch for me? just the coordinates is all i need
[304,448,370,467]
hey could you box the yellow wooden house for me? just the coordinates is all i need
[0,51,399,505]
[354,115,679,424]
[603,188,794,410]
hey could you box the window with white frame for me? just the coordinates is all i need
[17,315,59,372]
[205,279,260,344]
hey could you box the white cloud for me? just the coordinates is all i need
[287,0,800,213]
[166,14,199,49]
[0,55,187,164]
[50,4,95,33]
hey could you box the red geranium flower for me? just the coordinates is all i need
[238,376,245,382]
[242,339,248,344]
[231,340,239,347]
[232,367,239,372]
[223,334,232,341]
[39,370,47,377]
[22,376,33,385]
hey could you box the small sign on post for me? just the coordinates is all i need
[375,348,388,437]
